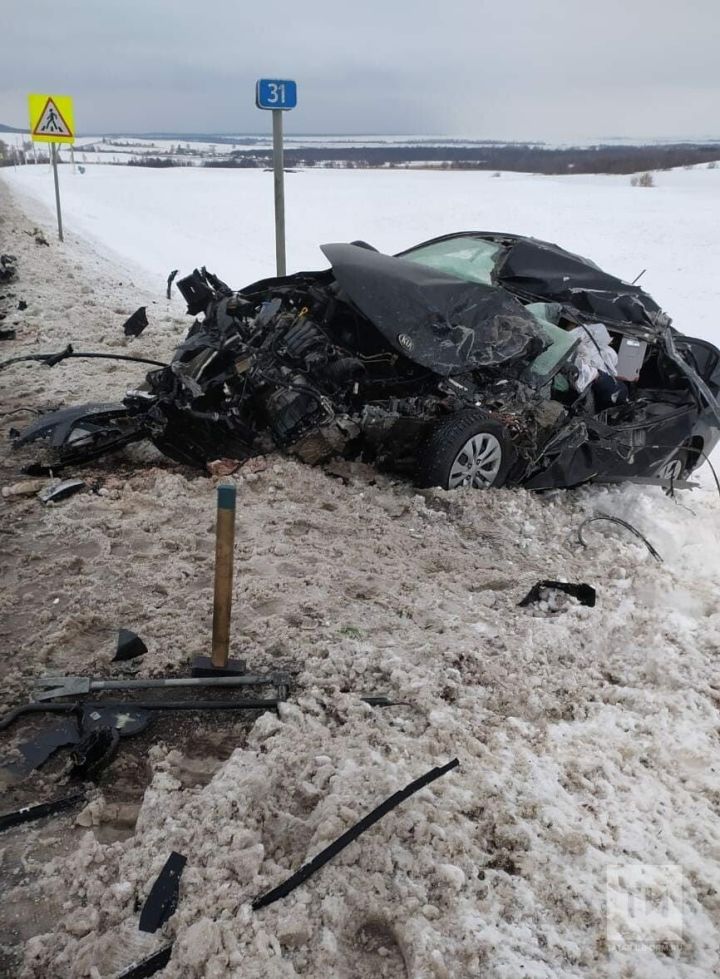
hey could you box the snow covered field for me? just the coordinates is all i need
[3,163,720,346]
[1,168,720,978]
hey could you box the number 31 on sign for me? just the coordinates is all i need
[256,79,297,111]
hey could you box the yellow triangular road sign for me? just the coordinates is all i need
[28,94,75,143]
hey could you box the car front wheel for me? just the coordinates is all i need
[416,410,515,490]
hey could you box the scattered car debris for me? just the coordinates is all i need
[0,327,16,341]
[69,726,120,779]
[37,478,86,504]
[206,457,241,477]
[123,306,149,338]
[0,793,86,833]
[117,944,173,979]
[17,299,27,311]
[166,269,179,299]
[32,670,291,701]
[12,234,720,491]
[0,697,283,732]
[138,852,187,933]
[519,580,596,608]
[25,228,49,246]
[2,478,46,499]
[2,716,84,777]
[1,706,151,778]
[113,628,148,662]
[0,254,18,282]
[577,514,663,562]
[252,757,459,910]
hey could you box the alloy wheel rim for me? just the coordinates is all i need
[449,432,503,489]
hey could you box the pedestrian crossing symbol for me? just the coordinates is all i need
[28,94,75,143]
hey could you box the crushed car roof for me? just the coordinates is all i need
[397,232,666,329]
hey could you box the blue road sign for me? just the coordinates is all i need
[256,79,297,111]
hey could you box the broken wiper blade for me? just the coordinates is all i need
[0,345,168,371]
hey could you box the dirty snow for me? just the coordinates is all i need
[1,170,720,978]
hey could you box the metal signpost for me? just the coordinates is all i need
[27,94,75,242]
[255,79,298,276]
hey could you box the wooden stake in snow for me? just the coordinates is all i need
[211,483,237,667]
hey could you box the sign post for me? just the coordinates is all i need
[256,79,298,276]
[27,94,75,242]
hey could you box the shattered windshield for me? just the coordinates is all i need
[400,238,502,286]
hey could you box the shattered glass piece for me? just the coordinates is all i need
[401,237,501,285]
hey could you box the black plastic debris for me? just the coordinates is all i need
[518,580,596,608]
[0,793,85,833]
[0,254,17,282]
[1,717,83,778]
[0,328,16,341]
[123,306,149,338]
[38,478,86,504]
[17,299,27,311]
[0,699,279,732]
[0,707,151,780]
[69,727,120,779]
[117,944,173,979]
[139,852,187,933]
[113,628,148,662]
[253,758,459,910]
[166,269,178,300]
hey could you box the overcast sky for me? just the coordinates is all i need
[2,0,718,140]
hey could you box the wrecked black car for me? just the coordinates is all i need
[12,233,720,490]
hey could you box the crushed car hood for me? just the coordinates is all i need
[321,243,546,376]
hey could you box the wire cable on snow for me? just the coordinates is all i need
[577,515,663,563]
[0,346,168,371]
[252,758,460,911]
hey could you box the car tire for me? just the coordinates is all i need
[416,410,516,490]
